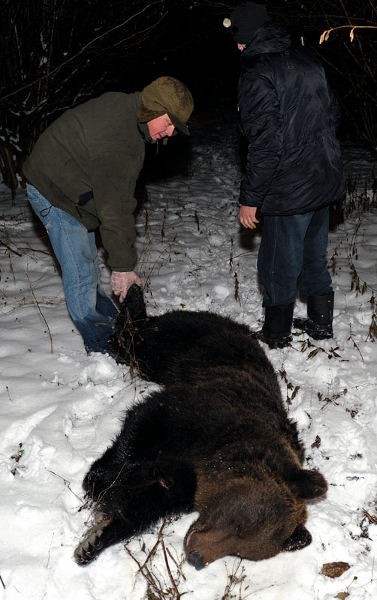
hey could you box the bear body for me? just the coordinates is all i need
[75,285,327,569]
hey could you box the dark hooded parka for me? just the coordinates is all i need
[238,22,345,214]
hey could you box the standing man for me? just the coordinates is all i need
[224,3,344,348]
[23,77,194,354]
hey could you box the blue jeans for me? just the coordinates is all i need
[27,185,118,353]
[257,207,332,307]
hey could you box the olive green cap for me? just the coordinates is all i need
[138,76,194,135]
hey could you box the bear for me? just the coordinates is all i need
[74,285,327,569]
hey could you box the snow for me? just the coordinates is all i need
[1,124,377,599]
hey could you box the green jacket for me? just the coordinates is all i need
[23,92,145,271]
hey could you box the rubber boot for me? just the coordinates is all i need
[257,304,294,349]
[294,292,334,340]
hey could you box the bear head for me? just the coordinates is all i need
[185,468,327,569]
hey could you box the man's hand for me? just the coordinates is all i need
[111,271,142,302]
[239,205,259,229]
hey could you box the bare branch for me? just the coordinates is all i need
[320,24,377,44]
[0,1,165,103]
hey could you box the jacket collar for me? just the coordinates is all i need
[242,22,291,58]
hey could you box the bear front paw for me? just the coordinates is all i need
[74,514,113,566]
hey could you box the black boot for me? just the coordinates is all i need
[257,304,294,349]
[294,292,334,340]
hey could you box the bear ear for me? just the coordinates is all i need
[288,469,328,500]
[282,524,312,552]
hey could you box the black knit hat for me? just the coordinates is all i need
[223,2,270,44]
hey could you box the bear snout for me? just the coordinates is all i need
[187,549,206,570]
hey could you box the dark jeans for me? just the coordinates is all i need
[257,206,332,307]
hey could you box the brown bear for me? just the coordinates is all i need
[74,285,327,569]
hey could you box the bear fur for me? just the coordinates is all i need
[74,285,327,569]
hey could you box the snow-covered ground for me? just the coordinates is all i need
[0,123,377,599]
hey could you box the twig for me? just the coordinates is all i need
[26,270,53,353]
[0,574,5,590]
[161,535,181,598]
[165,547,186,582]
[233,271,240,303]
[222,558,250,599]
[0,239,22,256]
[320,25,377,44]
[278,368,301,405]
[367,313,377,341]
[7,245,16,283]
[194,210,200,232]
[229,238,241,303]
[363,510,377,525]
[161,208,166,239]
[125,519,184,599]
[6,386,12,402]
[140,530,162,568]
[46,469,84,503]
[125,544,164,598]
[348,327,365,361]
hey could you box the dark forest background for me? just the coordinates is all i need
[1,0,376,196]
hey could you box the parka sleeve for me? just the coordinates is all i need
[89,150,144,272]
[238,70,283,207]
